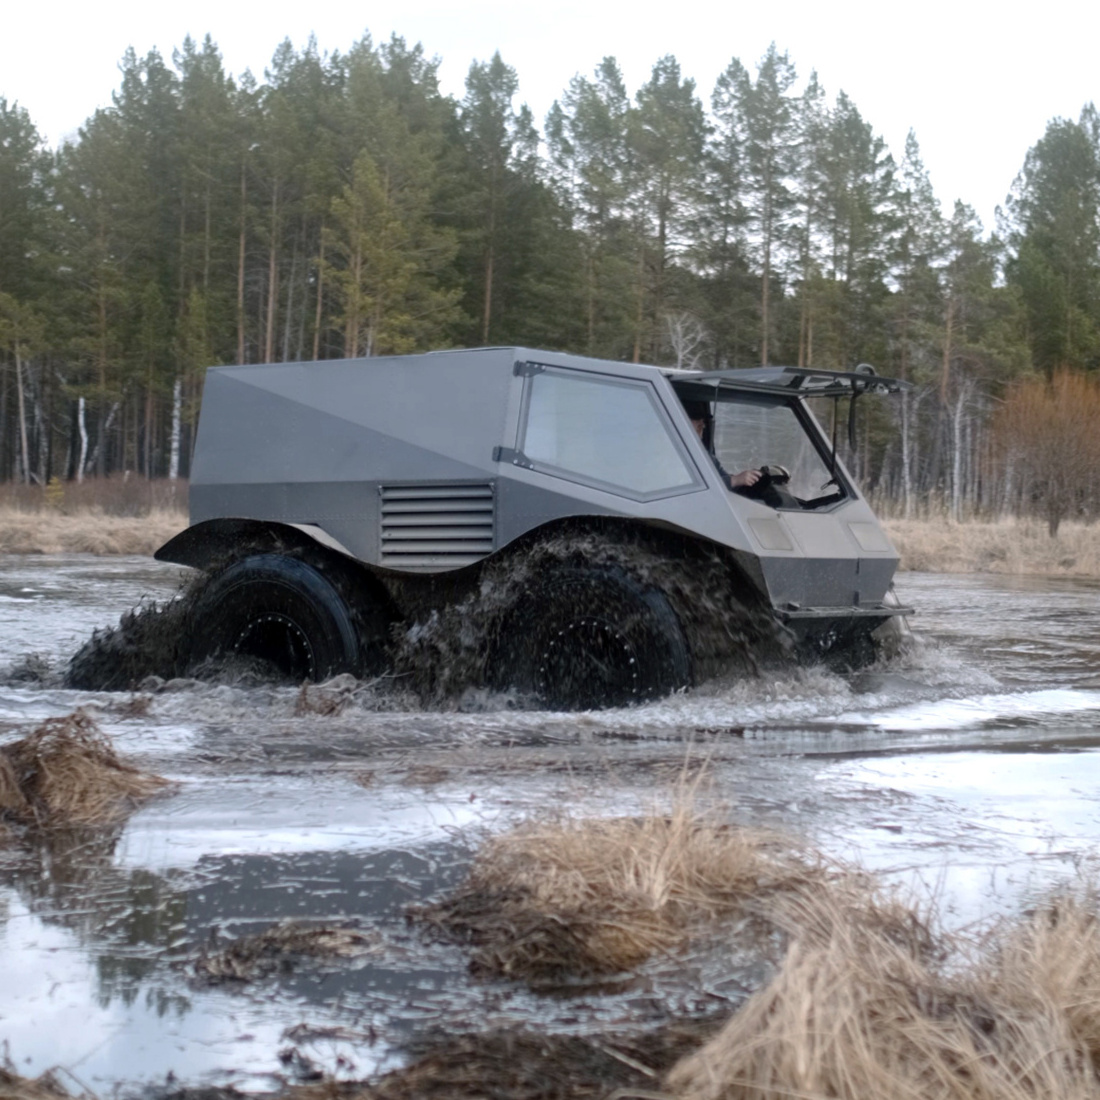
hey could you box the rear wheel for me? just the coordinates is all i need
[187,554,361,682]
[493,565,690,709]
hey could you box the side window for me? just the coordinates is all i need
[519,368,700,499]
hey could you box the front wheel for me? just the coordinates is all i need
[492,565,691,710]
[186,554,361,682]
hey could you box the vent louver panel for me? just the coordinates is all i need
[380,483,495,570]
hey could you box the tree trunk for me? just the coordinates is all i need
[482,243,494,344]
[901,390,912,519]
[950,381,968,523]
[264,186,279,363]
[169,377,182,481]
[16,346,30,485]
[313,229,325,360]
[941,297,954,405]
[77,397,88,483]
[237,161,247,364]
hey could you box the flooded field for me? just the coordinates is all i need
[3,555,1100,1091]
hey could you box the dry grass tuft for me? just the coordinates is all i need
[195,921,380,983]
[0,710,170,828]
[0,1064,86,1100]
[667,884,1100,1100]
[418,804,830,982]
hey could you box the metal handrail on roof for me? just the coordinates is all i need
[666,364,911,400]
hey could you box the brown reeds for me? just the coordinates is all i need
[667,883,1100,1100]
[0,710,170,828]
[195,921,380,983]
[418,803,830,982]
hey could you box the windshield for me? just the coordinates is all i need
[712,397,842,504]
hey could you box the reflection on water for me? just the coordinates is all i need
[3,557,1100,1087]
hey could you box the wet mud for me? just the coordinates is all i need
[4,557,1100,1092]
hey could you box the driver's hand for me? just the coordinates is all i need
[730,469,761,489]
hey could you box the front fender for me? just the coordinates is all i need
[154,518,355,571]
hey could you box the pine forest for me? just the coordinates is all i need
[2,33,1099,529]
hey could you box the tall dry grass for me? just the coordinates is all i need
[0,477,187,555]
[886,516,1100,576]
[668,886,1100,1100]
[0,509,188,555]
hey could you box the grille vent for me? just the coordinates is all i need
[379,483,495,570]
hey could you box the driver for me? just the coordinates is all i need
[682,400,761,492]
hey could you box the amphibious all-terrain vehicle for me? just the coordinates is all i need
[154,347,911,708]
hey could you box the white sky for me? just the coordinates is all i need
[5,0,1098,232]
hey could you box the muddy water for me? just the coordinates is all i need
[3,557,1100,1089]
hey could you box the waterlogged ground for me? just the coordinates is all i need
[3,555,1100,1090]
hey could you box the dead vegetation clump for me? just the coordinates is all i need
[335,1022,723,1100]
[195,921,381,983]
[417,804,830,982]
[0,710,170,828]
[0,1063,87,1100]
[666,884,1100,1100]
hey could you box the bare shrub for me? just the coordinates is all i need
[993,370,1100,537]
[0,710,171,828]
[417,801,830,982]
[195,921,380,983]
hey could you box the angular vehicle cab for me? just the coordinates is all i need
[156,347,910,708]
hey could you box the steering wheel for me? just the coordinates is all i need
[742,464,795,507]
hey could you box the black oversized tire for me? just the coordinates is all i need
[186,554,360,683]
[492,565,691,710]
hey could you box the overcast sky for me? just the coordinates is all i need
[6,0,1098,231]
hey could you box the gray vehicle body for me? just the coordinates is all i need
[158,346,907,643]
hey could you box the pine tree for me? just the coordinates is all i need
[739,45,798,364]
[546,58,635,357]
[628,56,706,362]
[693,57,755,368]
[1004,108,1100,374]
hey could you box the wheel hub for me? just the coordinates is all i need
[537,617,640,707]
[234,613,316,681]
